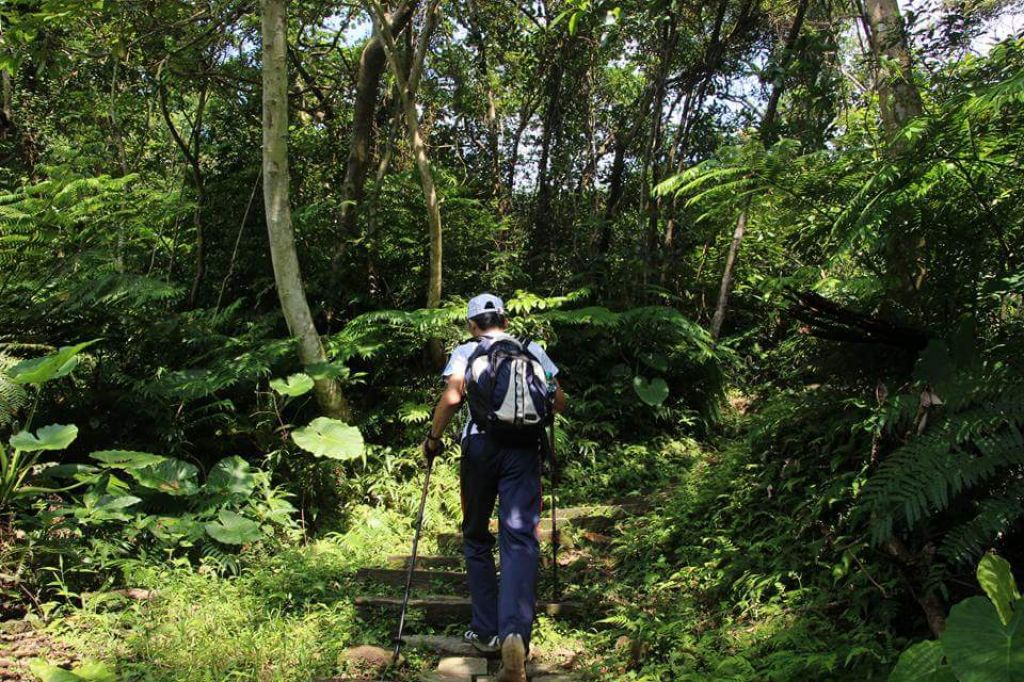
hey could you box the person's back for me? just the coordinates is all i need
[423,293,565,682]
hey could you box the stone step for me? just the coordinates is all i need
[502,502,644,524]
[437,528,569,551]
[388,555,465,570]
[356,568,467,592]
[355,595,582,625]
[436,527,617,552]
[488,515,616,535]
[400,635,494,658]
[420,655,489,681]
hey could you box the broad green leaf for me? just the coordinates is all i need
[269,373,314,397]
[291,417,364,460]
[888,640,956,682]
[10,424,78,452]
[205,456,257,497]
[67,661,118,682]
[633,376,670,407]
[27,659,116,682]
[568,10,579,34]
[27,660,80,682]
[90,450,165,469]
[8,340,99,386]
[204,510,262,545]
[128,458,199,496]
[978,554,1021,626]
[75,494,142,522]
[146,514,203,544]
[942,595,1024,682]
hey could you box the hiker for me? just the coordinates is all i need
[423,293,565,682]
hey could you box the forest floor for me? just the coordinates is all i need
[1,431,717,682]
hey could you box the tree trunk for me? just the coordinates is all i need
[863,0,923,137]
[0,20,11,138]
[262,0,353,421]
[157,67,208,309]
[332,0,417,272]
[709,210,746,340]
[533,48,566,269]
[707,0,810,340]
[598,130,627,254]
[367,0,445,367]
[466,0,503,210]
[761,0,810,144]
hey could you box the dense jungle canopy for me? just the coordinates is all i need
[1,0,1024,680]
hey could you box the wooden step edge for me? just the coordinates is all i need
[356,567,467,590]
[355,594,583,617]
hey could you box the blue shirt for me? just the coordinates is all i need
[442,333,559,439]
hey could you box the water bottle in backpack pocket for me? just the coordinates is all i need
[464,335,552,444]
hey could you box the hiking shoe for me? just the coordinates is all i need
[463,629,500,653]
[496,633,527,682]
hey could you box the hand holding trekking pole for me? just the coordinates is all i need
[422,431,443,466]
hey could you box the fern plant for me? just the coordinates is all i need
[858,336,1024,573]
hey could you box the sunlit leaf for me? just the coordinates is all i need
[90,450,164,469]
[128,458,200,496]
[10,424,78,452]
[269,373,314,397]
[205,456,257,497]
[7,339,99,386]
[291,417,364,460]
[204,510,262,545]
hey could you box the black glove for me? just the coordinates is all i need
[421,433,443,465]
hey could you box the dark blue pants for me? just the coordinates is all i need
[460,434,541,649]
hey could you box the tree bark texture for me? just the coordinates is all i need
[157,66,208,309]
[710,210,746,340]
[366,0,445,366]
[262,0,353,422]
[707,0,810,340]
[863,0,924,136]
[334,0,417,260]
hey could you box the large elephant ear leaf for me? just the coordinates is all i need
[633,376,670,407]
[888,640,956,682]
[8,339,100,386]
[128,458,200,496]
[27,659,116,682]
[10,424,78,452]
[942,595,1024,682]
[204,510,263,545]
[206,456,257,497]
[291,417,364,461]
[90,450,165,469]
[269,373,314,397]
[977,553,1021,626]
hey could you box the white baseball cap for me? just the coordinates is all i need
[467,293,505,320]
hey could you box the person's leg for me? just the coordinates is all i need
[496,443,542,651]
[460,435,500,638]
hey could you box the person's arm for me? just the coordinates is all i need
[552,379,566,414]
[422,372,464,462]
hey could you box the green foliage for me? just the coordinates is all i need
[10,424,78,452]
[270,373,315,397]
[890,555,1024,682]
[859,360,1024,565]
[291,417,365,461]
[28,659,117,682]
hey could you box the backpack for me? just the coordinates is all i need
[464,334,553,444]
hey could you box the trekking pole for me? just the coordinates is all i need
[547,422,560,603]
[391,458,433,667]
